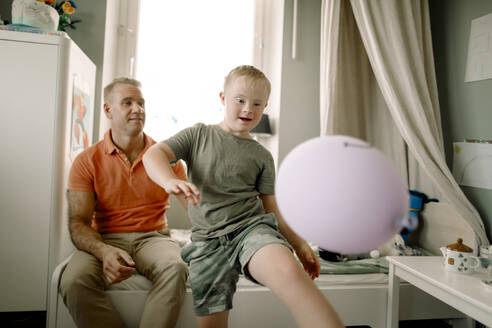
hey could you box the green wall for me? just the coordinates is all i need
[430,0,492,242]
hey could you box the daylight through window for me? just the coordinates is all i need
[136,0,255,141]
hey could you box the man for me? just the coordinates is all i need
[60,78,188,328]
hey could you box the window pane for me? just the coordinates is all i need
[136,0,255,141]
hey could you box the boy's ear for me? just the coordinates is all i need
[104,103,112,119]
[219,92,225,105]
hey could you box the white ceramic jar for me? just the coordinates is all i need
[440,238,480,274]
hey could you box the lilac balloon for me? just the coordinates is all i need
[276,135,408,254]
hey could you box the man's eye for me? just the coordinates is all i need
[138,102,145,107]
[124,101,132,105]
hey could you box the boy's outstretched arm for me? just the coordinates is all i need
[259,194,320,279]
[143,143,200,205]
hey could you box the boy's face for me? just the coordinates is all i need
[219,75,269,138]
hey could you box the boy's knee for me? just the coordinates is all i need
[282,263,306,282]
[267,256,306,285]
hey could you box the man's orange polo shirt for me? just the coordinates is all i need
[68,130,186,233]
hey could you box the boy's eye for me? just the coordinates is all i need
[235,98,245,104]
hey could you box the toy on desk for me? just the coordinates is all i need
[400,189,438,244]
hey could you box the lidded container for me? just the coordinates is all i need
[440,238,480,274]
[446,238,473,252]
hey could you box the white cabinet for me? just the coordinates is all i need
[0,30,96,311]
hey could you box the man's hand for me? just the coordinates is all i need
[68,190,135,284]
[101,245,136,284]
[293,240,320,280]
[164,178,200,206]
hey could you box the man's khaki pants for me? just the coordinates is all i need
[60,230,188,328]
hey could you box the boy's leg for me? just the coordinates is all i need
[181,237,240,328]
[247,244,344,328]
[196,311,229,328]
[133,230,188,328]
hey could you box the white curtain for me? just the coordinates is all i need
[320,0,407,179]
[320,0,489,249]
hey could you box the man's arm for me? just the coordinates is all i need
[67,190,106,258]
[67,190,135,284]
[260,194,320,279]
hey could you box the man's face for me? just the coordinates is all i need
[219,75,269,138]
[105,84,146,136]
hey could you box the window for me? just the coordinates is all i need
[135,0,255,141]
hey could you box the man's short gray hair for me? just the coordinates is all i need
[104,77,142,103]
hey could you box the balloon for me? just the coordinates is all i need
[276,135,409,254]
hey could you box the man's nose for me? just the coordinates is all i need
[132,103,144,112]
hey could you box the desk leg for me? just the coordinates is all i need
[387,263,400,328]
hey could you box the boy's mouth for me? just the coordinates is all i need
[239,117,252,122]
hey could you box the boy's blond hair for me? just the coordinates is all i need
[223,65,271,98]
[104,77,142,103]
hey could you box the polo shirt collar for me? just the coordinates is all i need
[103,129,154,155]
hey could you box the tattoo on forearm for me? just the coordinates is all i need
[67,190,106,259]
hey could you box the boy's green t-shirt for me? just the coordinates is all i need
[164,123,276,240]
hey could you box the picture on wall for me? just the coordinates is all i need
[70,75,92,160]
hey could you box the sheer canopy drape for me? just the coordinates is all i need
[320,0,488,249]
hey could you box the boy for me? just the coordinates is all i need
[143,66,343,328]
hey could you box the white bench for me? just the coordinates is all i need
[47,253,473,328]
[47,202,475,327]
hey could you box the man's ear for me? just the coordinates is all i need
[104,103,112,119]
[219,91,225,105]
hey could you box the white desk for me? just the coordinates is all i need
[386,256,492,328]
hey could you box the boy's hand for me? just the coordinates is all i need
[294,241,320,280]
[164,178,200,206]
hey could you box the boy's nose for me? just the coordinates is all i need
[242,104,253,113]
